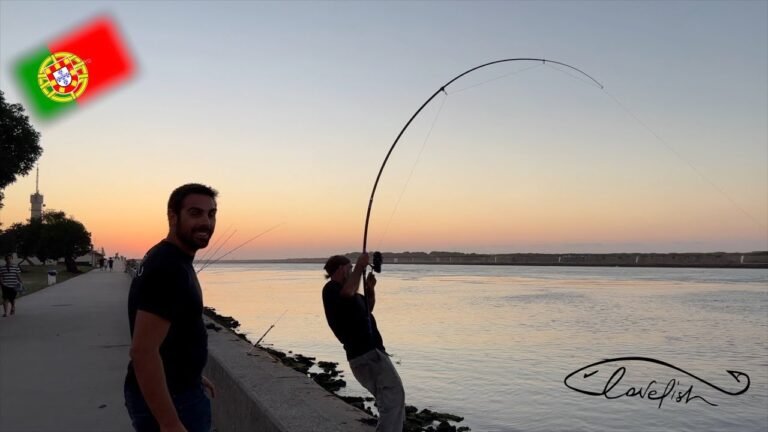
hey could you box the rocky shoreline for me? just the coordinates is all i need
[203,307,471,432]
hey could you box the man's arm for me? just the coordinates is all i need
[340,253,369,298]
[130,310,187,432]
[364,273,376,312]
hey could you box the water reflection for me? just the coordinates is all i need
[199,264,768,432]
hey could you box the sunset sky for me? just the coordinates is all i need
[1,1,766,259]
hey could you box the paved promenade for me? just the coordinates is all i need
[0,266,134,432]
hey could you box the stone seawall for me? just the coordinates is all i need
[203,318,375,432]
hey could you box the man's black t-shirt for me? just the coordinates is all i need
[125,240,207,393]
[322,280,385,360]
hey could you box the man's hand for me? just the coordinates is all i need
[355,253,369,270]
[364,273,377,312]
[365,273,376,290]
[202,375,216,399]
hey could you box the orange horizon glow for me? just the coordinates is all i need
[2,166,766,260]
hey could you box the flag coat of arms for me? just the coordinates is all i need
[14,15,135,119]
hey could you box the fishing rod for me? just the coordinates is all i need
[196,225,233,264]
[195,228,237,272]
[361,58,604,271]
[196,222,284,273]
[247,309,288,354]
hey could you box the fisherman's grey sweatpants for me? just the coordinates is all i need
[349,349,405,432]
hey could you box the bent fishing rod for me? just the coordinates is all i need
[361,58,603,273]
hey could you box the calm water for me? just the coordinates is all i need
[198,264,768,432]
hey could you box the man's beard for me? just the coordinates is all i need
[176,225,212,251]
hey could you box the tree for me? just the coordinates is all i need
[0,219,42,263]
[36,211,92,273]
[0,90,43,209]
[0,227,15,255]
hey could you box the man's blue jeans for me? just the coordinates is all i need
[124,382,211,432]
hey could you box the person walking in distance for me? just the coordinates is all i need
[124,183,218,432]
[322,253,405,432]
[0,254,22,317]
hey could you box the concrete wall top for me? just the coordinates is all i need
[204,318,375,432]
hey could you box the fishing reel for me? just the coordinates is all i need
[371,251,383,273]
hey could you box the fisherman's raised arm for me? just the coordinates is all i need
[364,273,376,312]
[341,253,369,298]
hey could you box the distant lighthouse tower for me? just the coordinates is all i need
[30,166,44,220]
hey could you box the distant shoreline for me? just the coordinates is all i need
[196,251,768,269]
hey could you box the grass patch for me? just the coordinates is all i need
[18,264,92,296]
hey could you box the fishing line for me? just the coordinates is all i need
[195,226,236,271]
[195,225,233,266]
[375,92,449,252]
[195,228,237,273]
[543,62,605,90]
[608,88,765,230]
[510,61,766,231]
[197,222,284,273]
[449,63,546,95]
[543,58,767,231]
[374,64,551,250]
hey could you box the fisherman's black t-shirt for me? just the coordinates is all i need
[322,280,385,360]
[125,240,207,393]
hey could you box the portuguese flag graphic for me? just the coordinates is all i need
[14,15,135,119]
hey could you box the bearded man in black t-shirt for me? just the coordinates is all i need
[125,183,218,432]
[322,253,405,432]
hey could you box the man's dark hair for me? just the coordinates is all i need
[324,255,351,279]
[167,183,218,215]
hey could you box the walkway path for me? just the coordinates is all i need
[0,265,133,432]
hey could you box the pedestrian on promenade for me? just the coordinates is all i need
[124,183,218,432]
[0,254,22,317]
[322,253,405,432]
[108,257,114,272]
[99,257,106,271]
